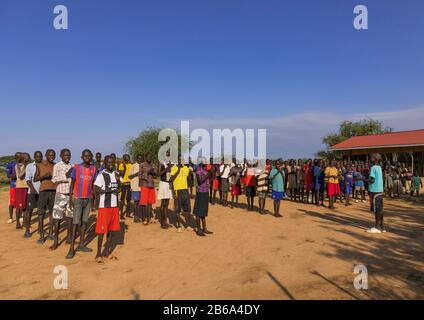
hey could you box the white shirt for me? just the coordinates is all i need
[94,169,119,208]
[52,161,72,194]
[219,164,231,179]
[25,162,40,194]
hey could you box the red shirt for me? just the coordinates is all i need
[72,164,97,198]
[245,168,257,186]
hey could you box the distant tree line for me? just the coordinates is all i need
[316,119,392,160]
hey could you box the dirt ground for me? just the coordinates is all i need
[0,189,423,300]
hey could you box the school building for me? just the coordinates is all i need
[330,129,424,176]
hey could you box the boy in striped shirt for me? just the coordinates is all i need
[94,155,121,264]
[50,149,73,251]
[256,167,269,214]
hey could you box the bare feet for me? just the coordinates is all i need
[107,254,119,261]
[95,256,104,264]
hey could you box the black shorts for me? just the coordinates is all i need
[120,183,131,202]
[26,193,39,210]
[38,190,56,215]
[246,186,256,197]
[176,189,191,213]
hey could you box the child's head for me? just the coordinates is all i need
[60,149,71,164]
[103,155,114,171]
[198,157,207,168]
[122,154,130,163]
[45,149,56,163]
[135,154,143,164]
[18,153,29,164]
[23,153,30,164]
[145,153,152,163]
[370,153,381,165]
[81,149,93,165]
[95,152,102,162]
[275,159,282,169]
[14,152,21,162]
[34,151,43,163]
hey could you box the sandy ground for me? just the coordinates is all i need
[0,189,423,300]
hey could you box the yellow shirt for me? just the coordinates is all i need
[171,165,189,191]
[325,167,339,184]
[118,163,132,184]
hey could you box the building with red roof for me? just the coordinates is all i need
[330,129,424,175]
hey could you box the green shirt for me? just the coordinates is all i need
[270,168,284,192]
[369,165,384,193]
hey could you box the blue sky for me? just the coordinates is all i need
[1,0,424,159]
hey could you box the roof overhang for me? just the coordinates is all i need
[331,143,424,151]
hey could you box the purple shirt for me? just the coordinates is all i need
[6,161,16,188]
[196,166,210,193]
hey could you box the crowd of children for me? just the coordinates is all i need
[4,149,421,263]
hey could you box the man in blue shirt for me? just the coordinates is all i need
[24,151,43,238]
[368,153,385,233]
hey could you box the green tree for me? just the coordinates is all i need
[125,127,190,164]
[317,119,392,160]
[0,155,15,166]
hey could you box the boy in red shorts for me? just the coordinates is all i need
[15,153,30,229]
[229,158,242,208]
[94,156,121,264]
[6,152,21,224]
[138,153,157,225]
[244,162,257,211]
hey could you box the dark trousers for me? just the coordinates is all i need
[370,192,384,229]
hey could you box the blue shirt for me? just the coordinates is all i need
[25,162,40,194]
[313,166,324,184]
[369,165,384,193]
[353,171,364,187]
[6,161,16,188]
[269,168,284,192]
[344,171,354,187]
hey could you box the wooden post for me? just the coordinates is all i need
[410,152,414,173]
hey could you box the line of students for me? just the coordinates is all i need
[5,150,220,263]
[177,154,386,233]
[5,150,121,263]
[4,150,389,262]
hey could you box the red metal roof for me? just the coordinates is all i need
[330,129,424,150]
